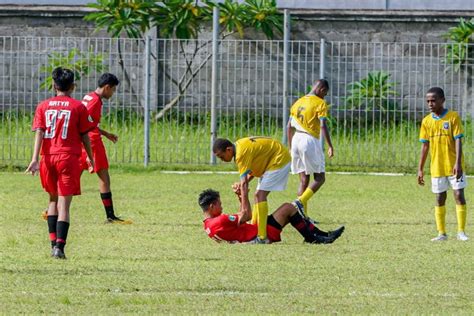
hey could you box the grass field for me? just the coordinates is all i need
[1,171,473,314]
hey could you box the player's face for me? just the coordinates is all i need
[426,93,444,114]
[102,85,117,99]
[214,147,233,162]
[209,198,223,216]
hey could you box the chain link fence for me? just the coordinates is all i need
[0,36,472,170]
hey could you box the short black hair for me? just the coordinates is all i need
[98,73,120,88]
[427,87,445,99]
[198,189,220,211]
[212,138,233,153]
[316,79,329,90]
[52,67,74,92]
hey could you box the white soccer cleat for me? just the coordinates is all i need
[431,234,448,242]
[457,232,469,241]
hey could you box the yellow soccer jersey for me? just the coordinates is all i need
[419,109,464,177]
[235,137,291,178]
[290,95,328,139]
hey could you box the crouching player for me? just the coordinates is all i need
[198,181,344,244]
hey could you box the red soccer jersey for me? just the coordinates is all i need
[203,214,257,243]
[32,95,93,156]
[81,92,102,142]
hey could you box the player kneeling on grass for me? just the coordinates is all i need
[199,180,344,244]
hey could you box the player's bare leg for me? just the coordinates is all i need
[97,168,132,224]
[297,172,325,221]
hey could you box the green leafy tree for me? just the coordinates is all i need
[40,48,106,91]
[84,0,284,118]
[444,18,474,72]
[345,71,398,111]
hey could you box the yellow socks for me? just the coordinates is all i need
[256,201,268,239]
[251,203,258,225]
[456,204,467,233]
[298,188,314,205]
[434,206,446,235]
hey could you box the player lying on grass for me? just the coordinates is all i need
[198,180,344,244]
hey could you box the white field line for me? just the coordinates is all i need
[161,171,474,177]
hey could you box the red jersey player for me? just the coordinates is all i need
[198,181,345,244]
[26,67,94,259]
[80,73,132,224]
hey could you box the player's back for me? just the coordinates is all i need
[33,95,92,156]
[235,137,291,177]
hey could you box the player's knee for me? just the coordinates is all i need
[453,189,465,204]
[314,173,325,184]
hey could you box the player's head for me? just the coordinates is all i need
[198,189,222,216]
[312,79,329,98]
[52,67,75,93]
[213,138,234,162]
[97,73,120,99]
[426,87,445,114]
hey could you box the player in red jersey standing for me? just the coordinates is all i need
[26,67,94,259]
[80,73,132,224]
[198,180,344,244]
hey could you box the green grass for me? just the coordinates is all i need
[1,171,473,314]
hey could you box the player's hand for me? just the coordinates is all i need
[232,182,241,196]
[25,160,40,176]
[453,164,463,180]
[87,157,95,173]
[327,146,334,158]
[417,170,424,186]
[105,132,118,143]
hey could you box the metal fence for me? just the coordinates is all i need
[0,35,473,170]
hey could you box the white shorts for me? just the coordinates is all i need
[256,163,290,191]
[431,174,467,193]
[291,132,325,175]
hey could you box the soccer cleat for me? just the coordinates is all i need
[328,226,345,239]
[254,237,271,244]
[41,209,48,221]
[105,216,133,224]
[457,232,469,241]
[292,199,307,218]
[306,234,334,244]
[52,246,66,259]
[431,234,448,242]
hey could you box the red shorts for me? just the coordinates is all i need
[40,154,81,196]
[267,224,282,242]
[81,139,109,173]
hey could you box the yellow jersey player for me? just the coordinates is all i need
[213,136,291,243]
[287,79,334,219]
[418,87,468,241]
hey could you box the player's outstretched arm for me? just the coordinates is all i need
[237,178,252,225]
[99,128,118,143]
[25,129,44,176]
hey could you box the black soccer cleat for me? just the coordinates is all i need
[105,216,133,225]
[52,246,66,259]
[328,226,345,240]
